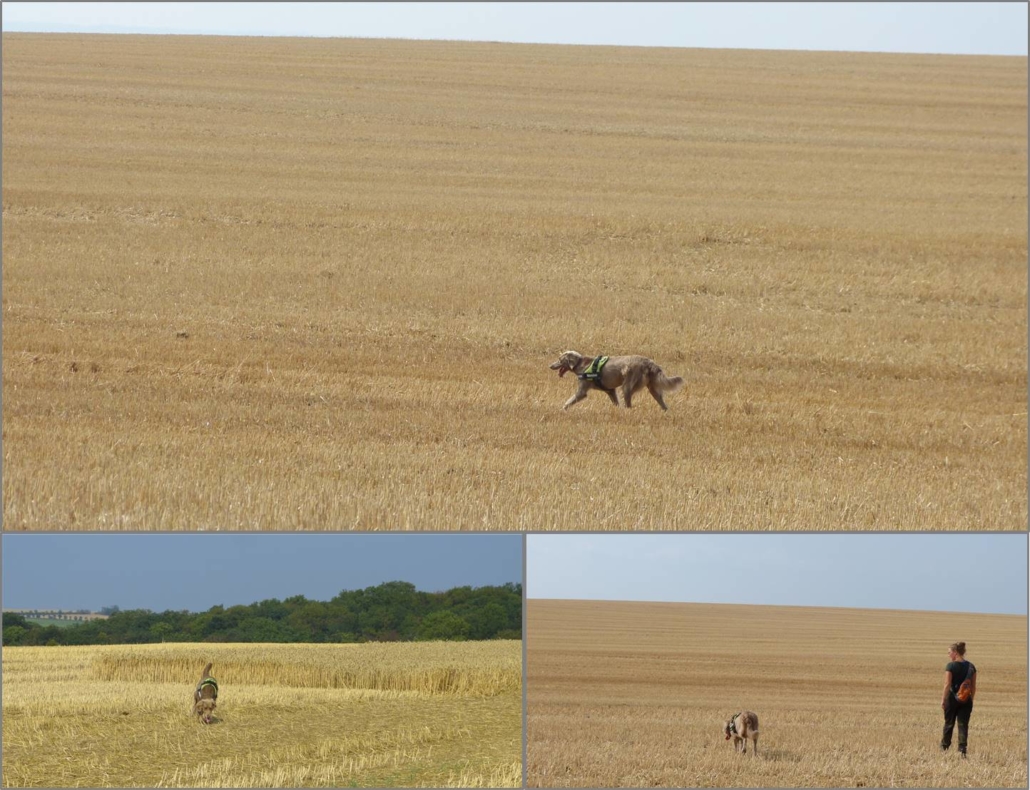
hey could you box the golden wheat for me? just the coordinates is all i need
[91,641,521,696]
[2,641,521,788]
[2,34,1026,530]
[527,599,1027,787]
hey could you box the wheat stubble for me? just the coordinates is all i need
[3,35,1026,529]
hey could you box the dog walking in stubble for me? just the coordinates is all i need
[724,711,759,755]
[549,350,685,411]
[193,662,219,724]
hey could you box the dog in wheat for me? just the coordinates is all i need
[193,663,219,724]
[549,350,684,411]
[724,710,759,755]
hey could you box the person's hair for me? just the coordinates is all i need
[949,641,967,656]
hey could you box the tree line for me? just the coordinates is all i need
[2,581,521,646]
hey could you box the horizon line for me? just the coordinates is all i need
[528,596,1027,618]
[1,27,1025,59]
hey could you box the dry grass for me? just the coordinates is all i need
[527,599,1028,787]
[2,34,1026,530]
[2,641,521,788]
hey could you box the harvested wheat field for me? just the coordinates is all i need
[1,641,521,788]
[2,34,1026,530]
[527,599,1027,788]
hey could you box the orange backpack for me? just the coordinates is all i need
[954,663,975,703]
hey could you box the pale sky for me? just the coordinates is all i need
[2,534,522,612]
[527,534,1028,615]
[3,3,1027,56]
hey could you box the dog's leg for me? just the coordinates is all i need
[605,389,619,407]
[621,369,641,408]
[563,384,589,410]
[647,384,669,411]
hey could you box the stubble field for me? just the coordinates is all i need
[1,641,521,787]
[527,599,1027,788]
[2,34,1026,530]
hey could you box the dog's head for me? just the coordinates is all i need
[724,719,734,740]
[550,350,584,378]
[194,698,216,724]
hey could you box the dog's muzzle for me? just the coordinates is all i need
[551,363,569,377]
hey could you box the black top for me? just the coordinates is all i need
[946,660,974,692]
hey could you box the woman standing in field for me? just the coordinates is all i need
[941,641,976,757]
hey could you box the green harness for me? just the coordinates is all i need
[578,355,611,388]
[196,678,219,697]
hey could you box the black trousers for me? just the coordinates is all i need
[941,696,973,753]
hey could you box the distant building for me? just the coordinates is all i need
[4,609,110,622]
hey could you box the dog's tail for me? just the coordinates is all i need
[744,711,759,733]
[653,365,685,393]
[201,662,213,678]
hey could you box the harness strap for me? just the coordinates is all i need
[578,355,614,391]
[580,355,608,379]
[197,678,219,695]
